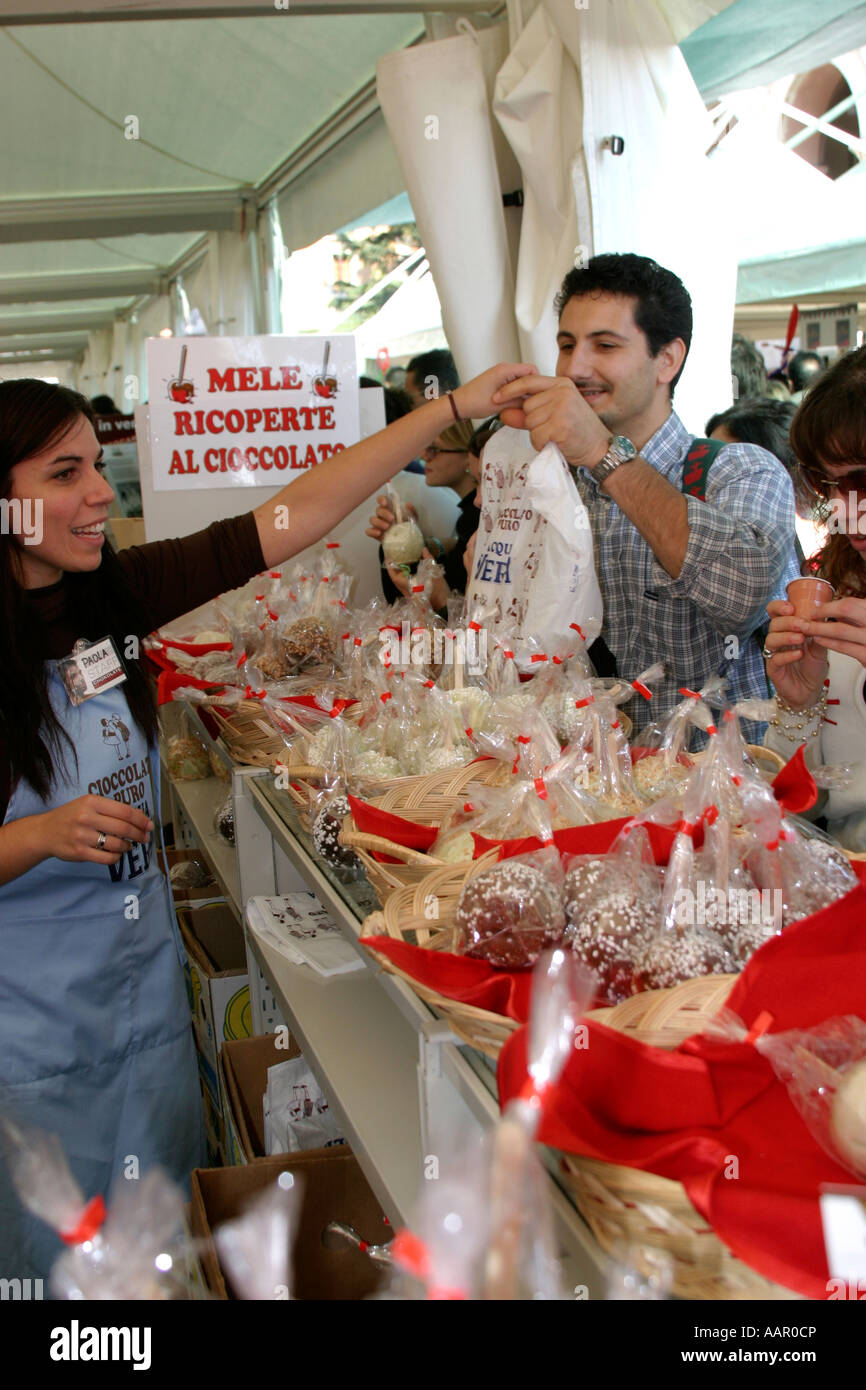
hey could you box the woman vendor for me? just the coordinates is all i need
[0,362,530,1278]
[762,346,866,850]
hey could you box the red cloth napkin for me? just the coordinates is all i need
[347,795,437,861]
[497,863,866,1299]
[362,935,533,1022]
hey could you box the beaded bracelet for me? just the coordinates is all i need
[768,685,828,737]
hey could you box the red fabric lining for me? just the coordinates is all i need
[497,864,866,1300]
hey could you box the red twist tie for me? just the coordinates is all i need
[353,637,362,648]
[60,1195,107,1247]
[827,698,840,706]
[553,655,563,665]
[824,718,838,725]
[824,678,830,687]
[517,1076,550,1112]
[468,620,481,632]
[380,692,392,703]
[391,1229,431,1282]
[703,804,719,825]
[423,680,435,688]
[254,594,265,602]
[678,687,701,700]
[517,735,531,744]
[611,720,620,730]
[765,838,779,851]
[745,1010,774,1045]
[339,600,347,609]
[235,651,247,668]
[706,723,718,736]
[574,696,594,708]
[411,585,425,594]
[534,777,548,800]
[463,802,475,813]
[731,774,742,786]
[340,632,351,641]
[723,709,735,723]
[269,571,282,579]
[632,680,652,700]
[503,649,514,659]
[289,591,297,602]
[326,541,340,549]
[465,727,473,739]
[674,819,696,837]
[531,653,547,663]
[267,608,278,622]
[258,622,267,631]
[570,623,585,639]
[244,685,265,700]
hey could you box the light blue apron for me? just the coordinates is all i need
[0,662,204,1282]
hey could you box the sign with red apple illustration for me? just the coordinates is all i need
[146,335,360,490]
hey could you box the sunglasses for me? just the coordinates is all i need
[423,446,467,459]
[802,468,866,499]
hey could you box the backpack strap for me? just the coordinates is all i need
[681,436,725,501]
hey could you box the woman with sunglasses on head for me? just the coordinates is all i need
[368,418,501,610]
[0,362,531,1279]
[762,346,866,850]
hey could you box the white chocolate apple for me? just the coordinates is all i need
[382,520,425,565]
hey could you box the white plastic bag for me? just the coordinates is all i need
[466,427,602,663]
[263,1058,346,1154]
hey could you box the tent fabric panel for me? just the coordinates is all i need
[376,26,520,383]
[277,109,406,255]
[681,0,866,98]
[737,240,866,302]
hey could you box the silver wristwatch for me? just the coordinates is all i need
[588,433,637,485]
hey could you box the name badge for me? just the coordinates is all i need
[59,637,128,706]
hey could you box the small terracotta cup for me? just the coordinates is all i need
[786,577,835,619]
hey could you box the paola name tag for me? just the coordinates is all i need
[59,636,127,706]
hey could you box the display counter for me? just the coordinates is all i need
[162,700,611,1297]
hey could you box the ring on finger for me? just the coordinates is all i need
[96,830,107,851]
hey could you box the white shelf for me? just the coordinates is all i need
[166,772,241,917]
[245,925,424,1228]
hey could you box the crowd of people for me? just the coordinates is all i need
[1,247,864,1281]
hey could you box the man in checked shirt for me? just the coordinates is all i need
[492,252,799,736]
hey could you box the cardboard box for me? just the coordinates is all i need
[158,847,224,908]
[190,1152,391,1300]
[180,904,251,1104]
[219,1032,301,1164]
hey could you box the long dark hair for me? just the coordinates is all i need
[1,379,157,800]
[789,347,866,599]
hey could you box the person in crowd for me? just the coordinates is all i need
[404,348,459,409]
[0,359,531,1279]
[731,332,768,400]
[89,394,118,415]
[367,417,493,607]
[705,396,820,564]
[787,349,825,404]
[762,346,866,849]
[766,369,792,401]
[385,365,407,391]
[491,252,800,732]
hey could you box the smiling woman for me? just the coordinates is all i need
[0,360,533,1279]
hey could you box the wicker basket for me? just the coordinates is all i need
[360,853,520,1058]
[561,975,801,1300]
